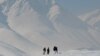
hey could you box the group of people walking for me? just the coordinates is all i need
[43,46,58,55]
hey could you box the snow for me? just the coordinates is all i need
[0,0,100,56]
[62,50,100,56]
[79,9,100,27]
[0,0,5,4]
[29,50,100,56]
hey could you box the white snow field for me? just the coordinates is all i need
[0,0,100,56]
[30,50,100,56]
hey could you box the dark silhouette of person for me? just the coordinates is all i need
[53,46,58,54]
[47,47,50,55]
[43,47,46,55]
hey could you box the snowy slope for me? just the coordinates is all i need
[61,50,100,56]
[48,3,97,50]
[0,0,40,55]
[7,0,100,49]
[0,0,100,56]
[30,50,100,56]
[1,0,100,50]
[79,9,100,48]
[0,41,28,56]
[79,9,100,27]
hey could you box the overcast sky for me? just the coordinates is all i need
[56,0,100,15]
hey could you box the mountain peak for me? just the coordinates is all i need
[52,0,56,5]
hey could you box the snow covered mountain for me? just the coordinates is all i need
[0,0,100,56]
[79,9,100,27]
[79,9,100,48]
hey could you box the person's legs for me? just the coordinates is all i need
[54,51,56,54]
[43,51,45,55]
[56,50,58,54]
[47,51,49,55]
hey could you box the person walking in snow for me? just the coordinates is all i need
[43,47,46,55]
[47,47,50,55]
[53,46,58,54]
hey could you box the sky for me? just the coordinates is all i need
[0,0,100,15]
[57,0,100,15]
